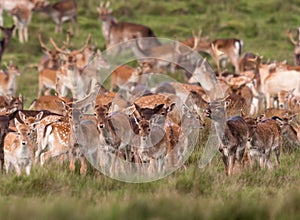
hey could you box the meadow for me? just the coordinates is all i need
[1,0,300,219]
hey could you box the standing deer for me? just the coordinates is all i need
[49,34,92,99]
[204,96,249,176]
[97,1,160,51]
[4,118,33,175]
[244,116,282,170]
[33,0,78,35]
[10,4,32,43]
[0,60,21,96]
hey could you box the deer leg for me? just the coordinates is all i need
[18,26,24,44]
[80,155,87,175]
[273,146,281,167]
[25,163,31,175]
[228,154,235,176]
[14,164,21,176]
[69,150,76,173]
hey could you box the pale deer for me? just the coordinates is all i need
[204,96,249,176]
[50,34,93,99]
[97,1,160,51]
[0,61,21,96]
[262,69,300,108]
[4,118,33,175]
[33,0,78,35]
[286,28,300,65]
[10,4,32,43]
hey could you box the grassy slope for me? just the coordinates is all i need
[1,0,300,219]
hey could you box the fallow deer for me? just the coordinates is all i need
[204,96,249,176]
[50,34,93,99]
[29,95,73,115]
[185,36,243,75]
[262,68,300,108]
[0,112,17,171]
[97,1,160,51]
[0,60,21,96]
[10,4,32,43]
[0,0,36,28]
[33,0,78,35]
[244,116,282,170]
[4,118,33,175]
[0,94,24,113]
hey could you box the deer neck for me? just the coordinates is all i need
[102,16,115,42]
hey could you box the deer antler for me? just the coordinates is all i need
[61,31,71,50]
[49,37,69,55]
[71,34,92,56]
[38,32,51,52]
[286,29,299,46]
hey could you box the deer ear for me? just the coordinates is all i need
[35,111,44,121]
[14,118,21,128]
[18,111,26,123]
[153,103,165,113]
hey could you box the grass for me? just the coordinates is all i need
[1,0,300,219]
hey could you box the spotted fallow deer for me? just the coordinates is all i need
[204,96,249,176]
[32,0,78,35]
[97,1,160,51]
[4,117,33,175]
[0,61,21,96]
[9,4,32,43]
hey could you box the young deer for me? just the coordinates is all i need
[4,118,33,175]
[204,96,249,176]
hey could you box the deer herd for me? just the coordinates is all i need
[0,0,299,177]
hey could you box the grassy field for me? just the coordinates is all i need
[1,0,300,219]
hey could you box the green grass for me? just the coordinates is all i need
[1,0,300,219]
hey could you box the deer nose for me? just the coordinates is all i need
[22,141,27,145]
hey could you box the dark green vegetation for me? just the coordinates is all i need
[1,0,300,219]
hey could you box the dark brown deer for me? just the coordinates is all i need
[97,1,160,51]
[204,96,249,176]
[0,25,15,63]
[33,0,78,35]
